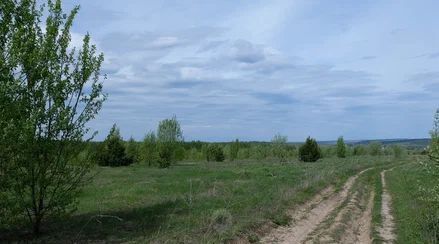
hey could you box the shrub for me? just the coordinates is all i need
[336,136,347,158]
[368,142,382,156]
[206,144,225,162]
[353,145,367,156]
[299,137,322,162]
[391,145,405,158]
[271,134,288,162]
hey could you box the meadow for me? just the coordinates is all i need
[1,156,396,243]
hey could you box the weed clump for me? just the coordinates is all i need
[210,209,233,234]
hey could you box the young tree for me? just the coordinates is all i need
[98,124,131,167]
[430,109,439,164]
[141,131,157,166]
[336,136,347,158]
[157,115,183,167]
[0,0,105,235]
[299,137,322,162]
[271,134,288,162]
[126,136,140,164]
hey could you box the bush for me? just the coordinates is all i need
[353,145,367,156]
[368,142,382,156]
[206,144,225,162]
[299,137,322,162]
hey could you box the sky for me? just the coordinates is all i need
[63,0,438,141]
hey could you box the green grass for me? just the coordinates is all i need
[386,158,439,244]
[4,156,393,243]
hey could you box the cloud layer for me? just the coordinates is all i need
[67,0,439,141]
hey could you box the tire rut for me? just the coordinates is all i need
[260,168,371,244]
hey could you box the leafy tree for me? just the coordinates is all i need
[157,115,183,143]
[271,134,288,162]
[230,139,240,161]
[0,0,105,235]
[98,124,131,167]
[157,115,183,167]
[336,136,347,158]
[299,137,322,162]
[206,144,225,162]
[141,131,157,166]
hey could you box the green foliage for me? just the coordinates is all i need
[336,136,346,158]
[98,124,132,167]
[156,116,183,168]
[174,145,186,161]
[0,0,105,235]
[126,137,140,164]
[353,145,367,156]
[299,137,322,162]
[157,142,173,168]
[391,145,404,159]
[368,142,382,156]
[430,109,439,164]
[230,139,240,161]
[271,134,288,162]
[206,144,225,162]
[141,131,157,166]
[157,115,183,143]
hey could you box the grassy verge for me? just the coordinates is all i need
[386,157,439,244]
[3,156,391,243]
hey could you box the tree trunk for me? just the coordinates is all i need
[33,215,42,236]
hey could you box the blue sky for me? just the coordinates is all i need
[65,0,438,141]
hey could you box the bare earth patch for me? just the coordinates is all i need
[260,168,371,244]
[378,169,396,243]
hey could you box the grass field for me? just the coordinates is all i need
[385,158,439,243]
[1,156,393,243]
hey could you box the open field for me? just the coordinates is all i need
[1,156,400,243]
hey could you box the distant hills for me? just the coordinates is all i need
[316,138,430,149]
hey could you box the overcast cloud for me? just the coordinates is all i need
[65,0,439,141]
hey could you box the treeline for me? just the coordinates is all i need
[82,118,414,168]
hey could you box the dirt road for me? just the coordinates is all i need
[260,168,396,244]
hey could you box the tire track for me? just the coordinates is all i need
[378,169,396,243]
[260,168,371,244]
